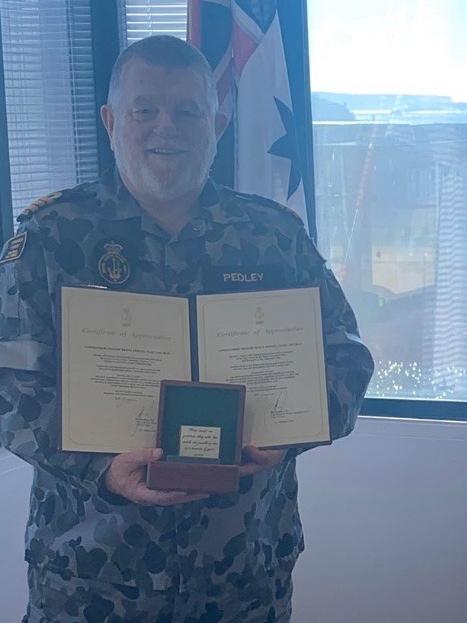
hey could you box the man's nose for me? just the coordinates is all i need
[152,109,177,136]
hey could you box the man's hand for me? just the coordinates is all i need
[105,448,209,506]
[239,445,287,477]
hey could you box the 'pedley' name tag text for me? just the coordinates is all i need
[223,272,264,283]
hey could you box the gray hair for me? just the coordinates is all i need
[108,35,218,114]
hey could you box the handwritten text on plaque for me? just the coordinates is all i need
[179,425,221,459]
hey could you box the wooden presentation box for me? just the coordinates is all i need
[147,380,245,494]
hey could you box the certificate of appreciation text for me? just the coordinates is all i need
[60,287,191,453]
[196,288,329,448]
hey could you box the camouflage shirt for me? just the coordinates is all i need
[0,170,373,596]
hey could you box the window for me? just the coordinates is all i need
[1,0,464,418]
[308,0,467,407]
[0,0,99,224]
[120,1,187,46]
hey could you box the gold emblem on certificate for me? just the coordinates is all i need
[254,306,265,325]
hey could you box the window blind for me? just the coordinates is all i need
[0,0,99,223]
[121,1,187,46]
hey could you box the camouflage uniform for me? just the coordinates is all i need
[0,170,373,623]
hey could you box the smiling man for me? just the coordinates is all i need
[101,53,219,234]
[0,36,373,622]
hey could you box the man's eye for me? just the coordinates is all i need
[178,108,199,118]
[132,108,153,120]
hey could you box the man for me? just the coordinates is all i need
[0,36,373,622]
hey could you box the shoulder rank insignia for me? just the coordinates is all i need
[18,191,63,222]
[0,232,27,264]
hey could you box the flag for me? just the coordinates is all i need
[189,0,314,234]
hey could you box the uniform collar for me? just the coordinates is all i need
[199,180,251,226]
[98,169,250,239]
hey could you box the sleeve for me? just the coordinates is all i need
[0,222,114,495]
[295,227,375,442]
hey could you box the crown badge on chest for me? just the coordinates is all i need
[98,241,131,286]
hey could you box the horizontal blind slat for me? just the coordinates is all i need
[1,0,99,222]
[121,0,188,45]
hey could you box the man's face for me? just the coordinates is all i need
[102,60,218,202]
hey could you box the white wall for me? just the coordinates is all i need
[293,417,467,623]
[0,448,30,622]
[2,416,467,623]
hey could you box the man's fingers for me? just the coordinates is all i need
[107,450,211,505]
[242,445,270,464]
[154,491,209,505]
[239,462,263,477]
[240,447,287,477]
[132,483,208,506]
[115,447,163,471]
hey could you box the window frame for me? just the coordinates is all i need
[89,0,121,174]
[0,0,465,422]
[361,398,467,421]
[0,13,13,244]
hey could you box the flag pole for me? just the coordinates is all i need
[278,0,317,241]
[299,0,317,243]
[187,0,201,46]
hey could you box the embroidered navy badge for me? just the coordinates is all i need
[0,232,27,264]
[98,241,131,286]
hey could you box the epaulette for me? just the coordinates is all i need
[226,188,305,226]
[17,191,65,222]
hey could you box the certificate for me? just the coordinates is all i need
[196,288,330,448]
[59,285,329,453]
[60,287,191,453]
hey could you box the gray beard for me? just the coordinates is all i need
[116,151,215,202]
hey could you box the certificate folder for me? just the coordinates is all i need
[59,285,330,454]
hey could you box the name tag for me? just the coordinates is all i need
[203,265,286,293]
[224,271,263,283]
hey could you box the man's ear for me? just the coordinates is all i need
[100,105,115,150]
[214,112,228,140]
